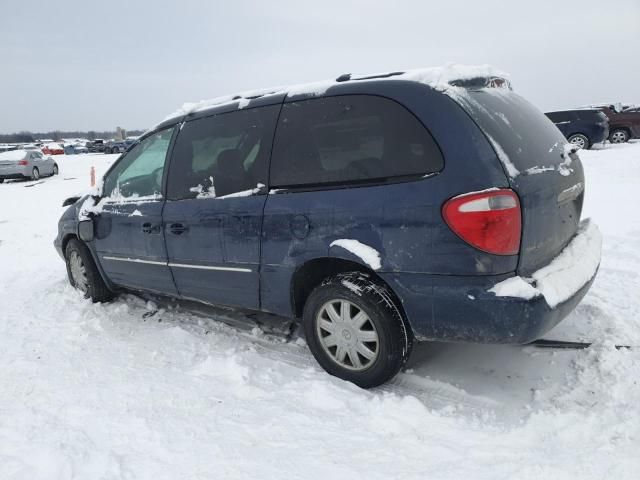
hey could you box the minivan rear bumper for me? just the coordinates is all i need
[381,220,601,344]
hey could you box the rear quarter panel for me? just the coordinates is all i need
[260,81,515,325]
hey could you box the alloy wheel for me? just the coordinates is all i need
[610,131,627,144]
[569,135,586,149]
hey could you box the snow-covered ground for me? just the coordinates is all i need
[1,144,639,479]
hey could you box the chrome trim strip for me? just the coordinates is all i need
[168,262,252,273]
[101,256,252,272]
[102,256,167,266]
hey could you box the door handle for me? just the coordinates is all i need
[168,223,188,235]
[142,222,161,234]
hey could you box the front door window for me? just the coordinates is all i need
[103,128,173,199]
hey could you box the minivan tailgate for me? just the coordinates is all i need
[514,151,584,275]
[453,88,585,276]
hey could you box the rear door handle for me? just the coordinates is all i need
[168,223,188,235]
[142,222,161,234]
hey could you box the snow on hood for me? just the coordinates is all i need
[160,63,509,125]
[0,149,27,161]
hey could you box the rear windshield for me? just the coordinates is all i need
[455,89,567,171]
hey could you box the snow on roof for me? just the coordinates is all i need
[160,63,509,125]
[45,142,62,149]
[0,149,28,161]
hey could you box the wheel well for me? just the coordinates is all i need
[291,257,407,322]
[611,127,631,136]
[61,233,78,258]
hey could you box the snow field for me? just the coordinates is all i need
[0,144,639,479]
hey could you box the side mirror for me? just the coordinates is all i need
[78,219,95,242]
[62,196,80,207]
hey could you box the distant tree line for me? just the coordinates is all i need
[0,129,146,143]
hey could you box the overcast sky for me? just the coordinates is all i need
[1,0,638,133]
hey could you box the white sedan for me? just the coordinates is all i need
[0,149,59,183]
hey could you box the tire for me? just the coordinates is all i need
[567,133,590,150]
[303,272,413,388]
[53,164,59,175]
[105,147,112,154]
[65,238,114,303]
[0,179,4,184]
[609,129,629,144]
[31,167,39,180]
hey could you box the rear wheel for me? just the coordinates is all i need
[53,164,59,175]
[567,133,590,150]
[303,272,413,388]
[31,167,40,180]
[609,129,629,144]
[65,238,114,302]
[0,178,4,184]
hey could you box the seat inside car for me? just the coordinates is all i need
[215,148,250,196]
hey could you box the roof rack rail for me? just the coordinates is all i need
[335,71,405,83]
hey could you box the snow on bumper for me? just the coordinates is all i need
[489,219,602,308]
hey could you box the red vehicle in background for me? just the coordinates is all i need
[41,143,65,155]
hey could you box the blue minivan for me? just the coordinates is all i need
[55,67,601,387]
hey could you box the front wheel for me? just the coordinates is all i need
[65,238,114,302]
[567,133,590,150]
[609,129,629,144]
[303,272,413,388]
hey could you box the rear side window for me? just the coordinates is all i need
[545,112,568,123]
[167,106,279,200]
[270,95,443,188]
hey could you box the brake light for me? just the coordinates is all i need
[442,189,521,255]
[18,160,28,165]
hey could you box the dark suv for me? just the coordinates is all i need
[545,109,609,149]
[55,68,601,388]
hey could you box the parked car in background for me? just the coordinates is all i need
[87,139,106,153]
[545,109,609,149]
[42,142,65,155]
[64,143,89,155]
[104,138,136,154]
[0,149,58,182]
[586,104,640,143]
[55,67,600,388]
[0,144,18,153]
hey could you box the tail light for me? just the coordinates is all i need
[18,160,28,165]
[442,189,521,255]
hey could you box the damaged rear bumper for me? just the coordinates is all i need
[381,219,601,344]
